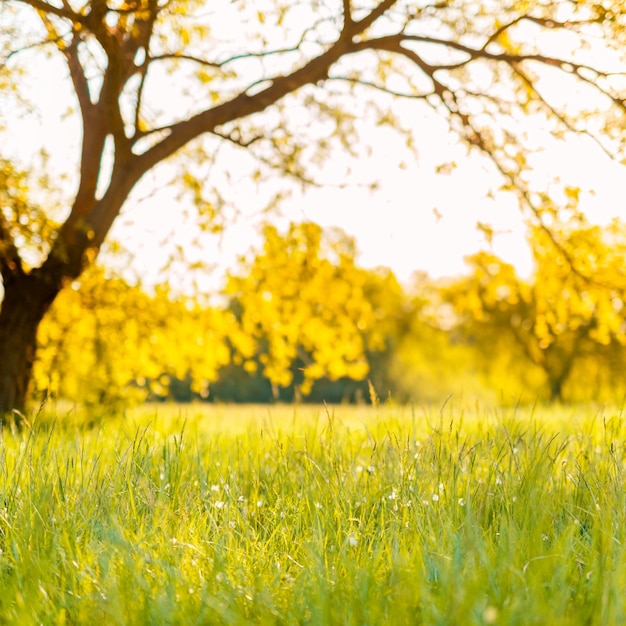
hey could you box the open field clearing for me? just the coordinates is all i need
[1,402,626,624]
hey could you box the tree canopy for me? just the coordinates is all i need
[445,221,626,401]
[226,222,391,395]
[1,0,626,417]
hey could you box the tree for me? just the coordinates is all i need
[226,221,387,397]
[2,0,626,417]
[34,263,234,411]
[445,222,626,401]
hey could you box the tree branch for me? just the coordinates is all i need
[0,214,24,283]
[481,14,528,50]
[13,0,88,23]
[211,129,264,148]
[64,35,93,111]
[27,4,108,236]
[477,141,588,283]
[134,30,359,172]
[218,15,337,68]
[2,33,67,69]
[148,53,222,69]
[356,32,626,79]
[363,36,592,282]
[353,0,399,33]
[329,75,430,100]
[511,62,618,160]
[342,0,353,30]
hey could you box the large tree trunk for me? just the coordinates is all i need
[0,273,59,423]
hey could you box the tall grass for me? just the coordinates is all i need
[0,402,625,624]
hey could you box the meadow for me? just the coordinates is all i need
[1,401,625,625]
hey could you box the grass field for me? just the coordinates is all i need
[1,401,626,624]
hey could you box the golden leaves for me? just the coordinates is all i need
[226,221,388,393]
[34,264,236,405]
[446,219,626,400]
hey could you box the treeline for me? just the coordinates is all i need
[33,220,626,409]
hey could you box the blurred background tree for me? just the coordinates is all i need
[34,263,235,412]
[444,221,626,402]
[226,222,390,398]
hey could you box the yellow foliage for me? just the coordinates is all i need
[34,266,234,406]
[445,220,626,401]
[226,222,393,394]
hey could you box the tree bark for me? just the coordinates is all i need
[0,273,59,424]
[549,377,564,403]
[547,359,574,403]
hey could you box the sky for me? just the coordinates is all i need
[4,2,626,293]
[111,102,625,292]
[109,109,535,289]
